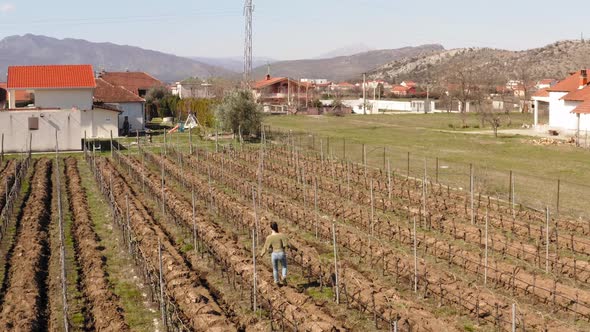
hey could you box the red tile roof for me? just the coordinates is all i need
[532,88,549,98]
[99,72,163,96]
[0,82,33,102]
[7,65,96,89]
[392,85,410,92]
[562,85,590,102]
[547,70,590,92]
[253,77,300,90]
[572,100,590,114]
[93,78,145,103]
[336,82,355,87]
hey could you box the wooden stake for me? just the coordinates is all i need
[556,179,561,215]
[423,159,427,222]
[407,152,410,177]
[314,177,319,238]
[512,303,516,332]
[435,157,439,183]
[158,239,167,330]
[332,223,340,304]
[54,133,70,332]
[484,210,489,286]
[252,229,257,312]
[189,127,193,155]
[320,137,324,163]
[347,162,351,200]
[161,164,165,216]
[126,194,132,252]
[252,187,259,243]
[110,130,113,157]
[370,179,375,237]
[470,164,474,225]
[192,189,197,254]
[387,159,392,200]
[414,217,418,293]
[546,207,550,273]
[164,129,167,156]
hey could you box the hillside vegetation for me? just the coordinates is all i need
[369,40,590,83]
[251,44,444,81]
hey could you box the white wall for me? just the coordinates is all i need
[107,102,145,131]
[546,91,590,131]
[80,109,119,139]
[34,88,93,110]
[0,109,82,152]
[337,99,434,114]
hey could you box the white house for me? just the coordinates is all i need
[175,81,213,99]
[535,69,590,132]
[94,78,145,132]
[536,79,557,90]
[0,109,83,152]
[7,65,95,110]
[6,64,119,142]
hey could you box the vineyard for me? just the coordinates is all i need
[0,135,587,331]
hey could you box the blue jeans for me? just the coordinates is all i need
[271,251,287,283]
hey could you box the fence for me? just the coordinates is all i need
[266,128,590,221]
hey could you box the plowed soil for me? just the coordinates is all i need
[0,159,52,330]
[64,157,130,331]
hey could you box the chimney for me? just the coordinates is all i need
[580,69,588,89]
[266,74,271,81]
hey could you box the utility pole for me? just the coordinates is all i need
[243,0,254,87]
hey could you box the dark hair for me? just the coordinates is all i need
[270,221,279,233]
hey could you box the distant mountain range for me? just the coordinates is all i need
[314,43,375,59]
[250,44,445,82]
[189,56,277,74]
[0,34,232,82]
[368,40,590,84]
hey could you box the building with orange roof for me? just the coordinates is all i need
[535,69,590,133]
[2,64,120,146]
[99,71,164,98]
[391,85,416,97]
[251,74,310,111]
[94,78,146,132]
[7,64,96,110]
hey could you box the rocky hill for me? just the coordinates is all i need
[251,44,444,82]
[0,34,232,82]
[368,40,590,84]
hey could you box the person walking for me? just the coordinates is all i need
[259,222,289,285]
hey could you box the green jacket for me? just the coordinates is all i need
[260,233,289,256]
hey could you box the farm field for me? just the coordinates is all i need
[0,131,588,331]
[264,113,590,219]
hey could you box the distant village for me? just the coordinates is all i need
[0,64,589,152]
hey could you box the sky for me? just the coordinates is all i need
[0,0,588,60]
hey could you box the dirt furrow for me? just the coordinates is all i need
[183,148,580,332]
[119,152,346,331]
[263,145,590,258]
[218,147,590,306]
[0,159,52,330]
[94,158,236,331]
[64,157,130,331]
[143,150,468,331]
